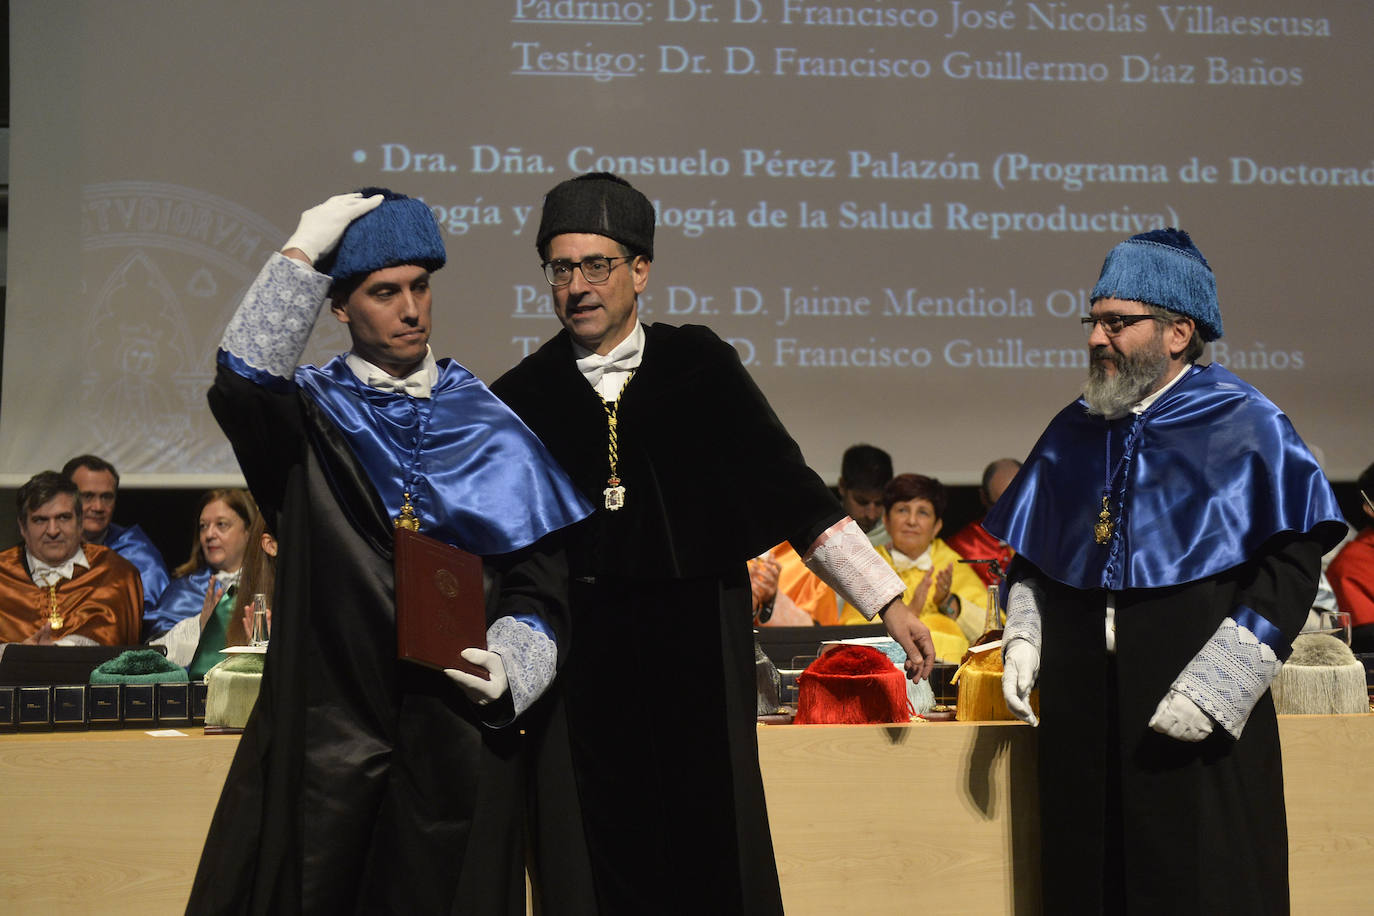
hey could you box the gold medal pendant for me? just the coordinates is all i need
[394,492,420,531]
[604,476,626,511]
[1093,495,1114,545]
[46,583,63,630]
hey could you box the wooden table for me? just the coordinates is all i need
[760,715,1374,913]
[1,716,1370,914]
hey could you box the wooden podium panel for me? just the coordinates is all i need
[760,715,1374,914]
[759,721,1040,914]
[1273,714,1374,913]
[0,716,1370,914]
[0,730,239,915]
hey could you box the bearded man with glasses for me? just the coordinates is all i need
[493,172,937,915]
[985,228,1346,914]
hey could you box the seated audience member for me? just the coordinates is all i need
[145,489,260,676]
[945,458,1022,587]
[0,471,142,645]
[62,454,171,616]
[748,544,840,626]
[1329,461,1374,651]
[837,444,894,547]
[839,474,988,660]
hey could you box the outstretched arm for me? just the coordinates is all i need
[800,517,936,680]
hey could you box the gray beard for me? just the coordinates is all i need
[1083,340,1169,417]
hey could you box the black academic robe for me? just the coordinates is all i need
[1016,531,1323,915]
[494,323,844,916]
[987,365,1346,914]
[186,366,570,916]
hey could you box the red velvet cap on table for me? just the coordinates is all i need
[794,644,911,725]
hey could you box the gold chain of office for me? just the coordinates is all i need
[601,374,634,511]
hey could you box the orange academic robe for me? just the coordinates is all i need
[0,544,143,645]
[761,541,841,626]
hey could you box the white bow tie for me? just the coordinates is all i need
[576,347,641,388]
[31,564,69,587]
[367,368,431,398]
[29,554,84,589]
[888,547,934,574]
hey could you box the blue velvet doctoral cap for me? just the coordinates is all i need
[1091,228,1223,341]
[316,188,446,283]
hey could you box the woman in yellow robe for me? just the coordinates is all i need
[839,474,989,661]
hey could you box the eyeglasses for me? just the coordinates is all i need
[1080,314,1165,337]
[542,255,634,288]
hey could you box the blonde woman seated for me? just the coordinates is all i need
[147,489,260,677]
[839,474,987,661]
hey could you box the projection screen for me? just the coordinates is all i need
[5,0,1371,487]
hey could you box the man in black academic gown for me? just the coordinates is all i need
[186,190,590,914]
[493,172,937,915]
[988,229,1347,914]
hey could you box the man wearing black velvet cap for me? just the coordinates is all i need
[493,172,936,914]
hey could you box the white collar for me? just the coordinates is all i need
[1132,362,1193,415]
[573,321,645,399]
[27,545,91,588]
[345,347,438,398]
[887,544,934,573]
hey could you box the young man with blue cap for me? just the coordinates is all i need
[987,229,1347,913]
[186,190,591,914]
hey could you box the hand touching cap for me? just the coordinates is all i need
[282,192,384,264]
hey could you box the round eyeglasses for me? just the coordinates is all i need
[542,255,634,288]
[1080,314,1165,337]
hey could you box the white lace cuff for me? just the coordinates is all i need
[487,615,557,719]
[148,615,202,668]
[1004,580,1043,651]
[802,518,904,621]
[220,252,332,378]
[1171,616,1282,739]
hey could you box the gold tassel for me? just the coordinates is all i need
[952,647,1039,722]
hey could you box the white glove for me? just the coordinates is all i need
[1002,639,1040,727]
[282,192,384,263]
[444,648,509,707]
[1149,689,1214,742]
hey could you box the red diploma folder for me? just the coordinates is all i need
[394,527,489,679]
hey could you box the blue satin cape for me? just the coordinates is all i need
[984,363,1345,591]
[144,566,215,637]
[292,355,591,557]
[107,522,171,614]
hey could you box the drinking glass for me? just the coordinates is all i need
[1332,610,1352,646]
[250,593,271,647]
